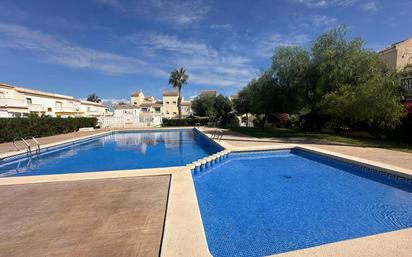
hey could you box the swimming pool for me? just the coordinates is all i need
[193,150,412,257]
[0,129,222,177]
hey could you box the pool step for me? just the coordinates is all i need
[189,150,231,174]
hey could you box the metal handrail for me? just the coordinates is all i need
[12,138,22,151]
[13,137,32,156]
[25,136,40,154]
[210,130,223,141]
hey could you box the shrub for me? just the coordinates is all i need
[218,113,239,127]
[162,117,209,127]
[0,117,97,143]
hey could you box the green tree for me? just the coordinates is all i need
[87,93,101,103]
[233,88,253,126]
[272,46,310,113]
[321,73,405,131]
[310,27,405,130]
[192,94,216,117]
[236,26,405,132]
[214,95,232,119]
[191,94,233,125]
[238,71,287,127]
[168,67,188,119]
[272,26,404,131]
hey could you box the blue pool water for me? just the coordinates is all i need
[0,129,222,177]
[193,150,412,257]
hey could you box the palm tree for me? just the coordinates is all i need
[87,93,101,103]
[168,68,189,119]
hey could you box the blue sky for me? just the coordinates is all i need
[0,0,411,102]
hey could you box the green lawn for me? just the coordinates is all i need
[229,127,412,153]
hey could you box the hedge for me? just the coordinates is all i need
[162,117,209,127]
[0,117,97,143]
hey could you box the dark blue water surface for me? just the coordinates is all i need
[193,150,412,257]
[0,129,222,177]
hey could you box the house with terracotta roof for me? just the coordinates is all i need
[161,90,192,118]
[104,89,192,127]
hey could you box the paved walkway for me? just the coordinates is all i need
[0,175,170,257]
[202,128,412,171]
[0,129,110,154]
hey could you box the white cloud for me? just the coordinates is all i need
[255,33,311,58]
[359,1,378,12]
[95,0,210,26]
[139,0,210,26]
[289,0,358,8]
[311,15,337,26]
[0,22,167,77]
[0,22,256,88]
[126,32,256,87]
[125,33,209,55]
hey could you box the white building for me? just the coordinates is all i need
[99,90,192,128]
[0,83,108,118]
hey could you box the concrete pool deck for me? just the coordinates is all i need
[0,129,110,155]
[1,127,412,257]
[0,175,170,257]
[200,127,412,172]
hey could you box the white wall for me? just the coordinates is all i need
[98,113,162,128]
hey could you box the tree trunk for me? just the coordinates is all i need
[178,86,182,119]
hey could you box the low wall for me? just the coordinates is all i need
[98,115,162,128]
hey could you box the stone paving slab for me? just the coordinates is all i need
[0,175,170,257]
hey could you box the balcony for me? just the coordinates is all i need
[0,98,28,108]
[85,110,104,117]
[55,106,81,113]
[28,104,44,112]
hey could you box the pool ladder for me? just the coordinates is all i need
[13,136,41,157]
[210,129,224,141]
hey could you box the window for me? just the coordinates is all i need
[26,98,32,104]
[134,102,137,105]
[0,91,5,98]
[47,108,52,112]
[173,112,177,115]
[55,101,62,109]
[172,101,177,104]
[87,107,91,112]
[166,101,170,104]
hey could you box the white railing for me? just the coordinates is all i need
[98,114,162,128]
[55,106,80,112]
[0,98,27,108]
[28,104,44,112]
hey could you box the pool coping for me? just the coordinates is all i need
[1,127,412,257]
